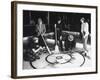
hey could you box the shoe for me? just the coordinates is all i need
[82,51,90,59]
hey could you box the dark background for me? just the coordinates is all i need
[23,10,91,37]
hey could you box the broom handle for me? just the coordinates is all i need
[55,24,58,45]
[41,34,52,54]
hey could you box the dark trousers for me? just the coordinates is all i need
[57,30,63,51]
[39,35,45,47]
